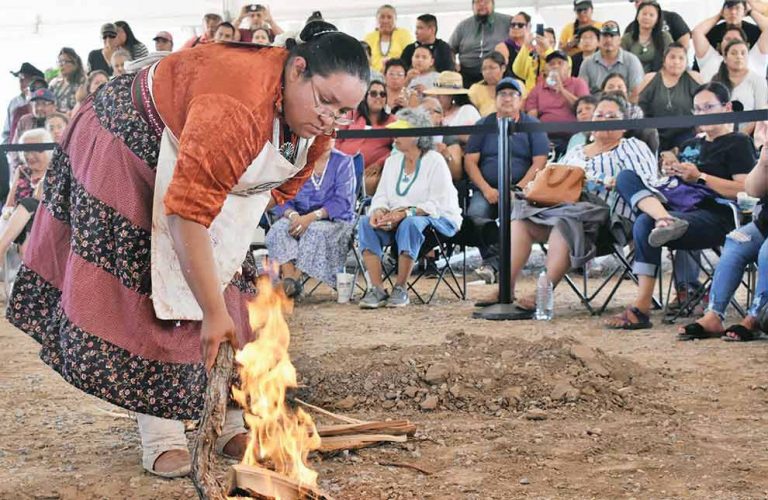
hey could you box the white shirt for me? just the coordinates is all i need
[434,104,481,144]
[730,70,768,112]
[371,150,462,229]
[560,137,660,220]
[697,45,768,82]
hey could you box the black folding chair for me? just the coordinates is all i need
[382,221,467,304]
[660,201,755,324]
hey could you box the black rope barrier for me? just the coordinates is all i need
[334,109,768,139]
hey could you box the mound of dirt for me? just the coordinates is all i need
[295,332,670,418]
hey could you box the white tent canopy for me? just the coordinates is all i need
[0,0,727,112]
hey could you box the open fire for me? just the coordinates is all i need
[228,276,326,499]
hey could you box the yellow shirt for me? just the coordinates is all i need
[512,47,553,94]
[364,28,414,73]
[468,82,497,116]
[559,20,603,57]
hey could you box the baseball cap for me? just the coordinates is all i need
[574,0,594,10]
[10,62,45,80]
[153,31,173,42]
[496,77,524,95]
[101,22,118,37]
[600,22,621,36]
[29,88,55,103]
[545,50,570,63]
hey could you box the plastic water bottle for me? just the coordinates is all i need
[535,271,554,321]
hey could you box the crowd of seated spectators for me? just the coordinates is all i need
[2,0,768,338]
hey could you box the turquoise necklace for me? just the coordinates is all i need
[396,156,421,196]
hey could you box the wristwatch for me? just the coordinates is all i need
[314,209,324,220]
[696,173,708,185]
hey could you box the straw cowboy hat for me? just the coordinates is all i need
[423,71,469,95]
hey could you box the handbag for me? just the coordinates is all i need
[523,164,585,207]
[655,176,718,213]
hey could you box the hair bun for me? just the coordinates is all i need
[299,20,338,43]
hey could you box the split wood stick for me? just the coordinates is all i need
[191,342,233,500]
[376,461,434,476]
[294,397,364,424]
[318,433,407,452]
[317,420,417,437]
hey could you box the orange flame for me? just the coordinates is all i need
[232,275,321,489]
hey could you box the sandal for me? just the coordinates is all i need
[677,322,723,341]
[605,306,653,330]
[721,324,761,342]
[281,277,303,299]
[648,217,690,248]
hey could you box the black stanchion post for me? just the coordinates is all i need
[473,116,523,320]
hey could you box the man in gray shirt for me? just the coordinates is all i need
[449,0,512,87]
[578,21,644,94]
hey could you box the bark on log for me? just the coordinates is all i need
[192,342,234,500]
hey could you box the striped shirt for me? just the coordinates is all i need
[560,137,659,219]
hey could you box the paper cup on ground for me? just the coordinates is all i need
[336,273,354,303]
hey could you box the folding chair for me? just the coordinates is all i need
[296,152,370,300]
[379,180,470,304]
[660,200,756,324]
[381,221,467,304]
[541,221,664,316]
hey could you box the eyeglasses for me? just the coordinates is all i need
[425,108,443,115]
[310,77,353,126]
[692,102,723,114]
[510,22,527,28]
[57,59,74,65]
[497,90,521,98]
[387,71,406,78]
[593,112,624,119]
[103,33,117,39]
[368,90,387,98]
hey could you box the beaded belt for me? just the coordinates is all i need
[131,66,164,137]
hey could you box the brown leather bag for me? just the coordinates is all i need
[522,164,585,207]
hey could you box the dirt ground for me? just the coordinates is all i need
[2,275,768,500]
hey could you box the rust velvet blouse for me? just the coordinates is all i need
[152,43,330,227]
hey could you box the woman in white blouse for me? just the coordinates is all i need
[357,108,462,309]
[477,94,660,315]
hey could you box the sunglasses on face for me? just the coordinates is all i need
[368,90,387,98]
[103,33,117,39]
[510,22,527,28]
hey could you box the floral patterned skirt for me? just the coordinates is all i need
[7,74,257,420]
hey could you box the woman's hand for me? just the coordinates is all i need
[674,162,702,183]
[377,209,406,231]
[370,208,387,227]
[288,213,314,238]
[200,308,239,372]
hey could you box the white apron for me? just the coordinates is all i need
[146,65,313,320]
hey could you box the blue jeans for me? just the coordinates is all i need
[358,215,458,261]
[708,222,768,319]
[467,190,498,268]
[614,169,734,277]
